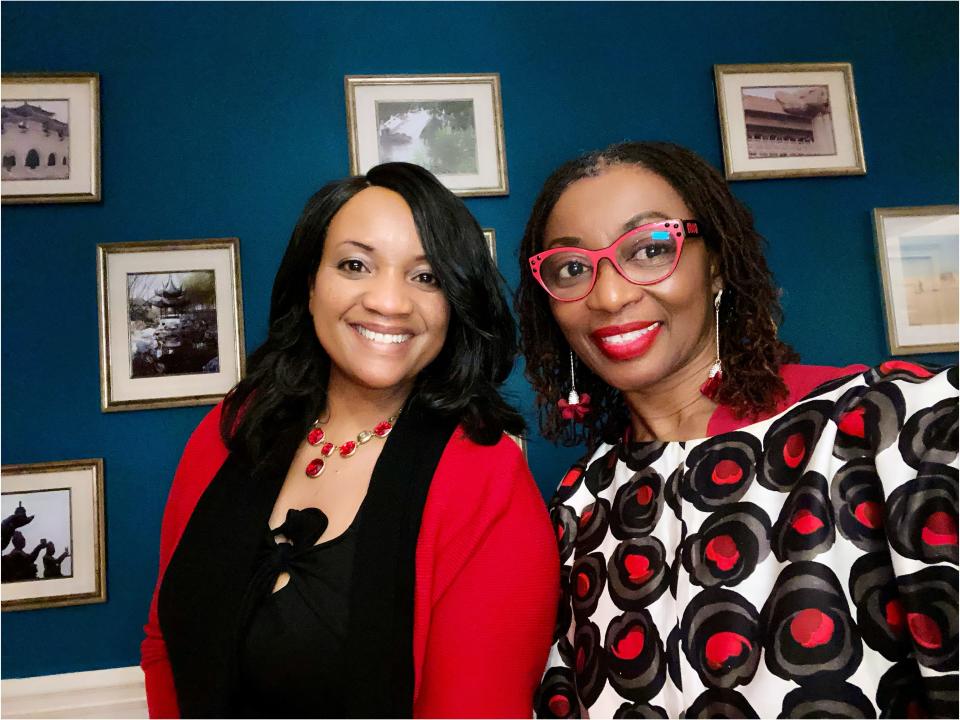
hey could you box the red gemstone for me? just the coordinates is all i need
[305,458,325,477]
[320,442,335,457]
[307,427,325,445]
[373,421,393,437]
[339,440,357,458]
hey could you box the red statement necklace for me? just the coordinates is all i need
[304,412,399,478]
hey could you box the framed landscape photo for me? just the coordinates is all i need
[97,237,245,411]
[1,73,100,204]
[345,73,508,196]
[483,228,497,262]
[714,63,865,180]
[1,459,105,611]
[873,205,959,355]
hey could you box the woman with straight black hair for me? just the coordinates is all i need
[141,162,558,718]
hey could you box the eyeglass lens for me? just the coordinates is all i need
[539,225,680,300]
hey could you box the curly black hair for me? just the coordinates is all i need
[515,141,799,449]
[223,162,524,464]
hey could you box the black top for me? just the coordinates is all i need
[237,507,359,718]
[157,400,459,717]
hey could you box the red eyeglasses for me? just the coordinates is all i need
[528,219,702,302]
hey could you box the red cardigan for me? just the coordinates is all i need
[141,404,559,718]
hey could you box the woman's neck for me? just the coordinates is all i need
[321,373,412,434]
[623,354,719,442]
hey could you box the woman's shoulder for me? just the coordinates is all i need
[779,362,870,404]
[434,428,531,492]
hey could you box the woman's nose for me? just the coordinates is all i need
[361,272,414,316]
[585,259,643,314]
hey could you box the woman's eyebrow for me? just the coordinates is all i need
[619,211,670,234]
[341,240,375,252]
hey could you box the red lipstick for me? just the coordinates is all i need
[590,321,662,361]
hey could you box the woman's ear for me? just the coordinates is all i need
[709,256,723,297]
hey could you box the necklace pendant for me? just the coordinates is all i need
[373,420,393,438]
[357,430,373,445]
[307,427,325,446]
[339,440,358,458]
[320,442,335,458]
[305,458,325,478]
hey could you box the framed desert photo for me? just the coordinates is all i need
[97,237,245,412]
[1,73,100,204]
[1,459,105,611]
[873,205,959,355]
[483,228,497,261]
[345,73,508,196]
[714,63,865,180]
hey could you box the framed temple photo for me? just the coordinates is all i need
[345,73,508,197]
[714,63,866,180]
[1,459,106,611]
[1,73,101,204]
[97,237,246,412]
[873,205,959,355]
[483,228,497,262]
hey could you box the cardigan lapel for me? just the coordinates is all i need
[341,401,458,717]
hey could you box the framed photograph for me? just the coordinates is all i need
[1,73,100,204]
[873,205,959,355]
[345,73,508,197]
[97,237,246,412]
[2,459,105,611]
[483,228,497,262]
[507,433,528,460]
[714,63,865,180]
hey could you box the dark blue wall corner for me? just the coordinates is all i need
[2,1,957,678]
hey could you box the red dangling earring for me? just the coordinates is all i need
[557,352,591,439]
[700,288,724,400]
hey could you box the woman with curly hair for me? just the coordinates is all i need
[518,142,958,718]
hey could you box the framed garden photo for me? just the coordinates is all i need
[1,73,101,204]
[97,237,245,411]
[345,73,508,197]
[714,63,865,180]
[873,205,959,355]
[1,459,106,611]
[483,228,497,262]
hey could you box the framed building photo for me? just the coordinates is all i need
[97,237,245,411]
[1,73,100,204]
[483,228,497,262]
[873,206,959,355]
[714,63,865,180]
[1,459,105,611]
[345,73,508,197]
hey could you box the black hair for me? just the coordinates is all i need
[222,162,523,462]
[516,141,799,450]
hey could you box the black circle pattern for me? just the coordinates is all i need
[537,365,957,718]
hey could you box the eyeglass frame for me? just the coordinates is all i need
[527,218,703,302]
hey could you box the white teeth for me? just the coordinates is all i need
[600,323,660,345]
[355,325,411,345]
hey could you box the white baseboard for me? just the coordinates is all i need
[1,666,147,719]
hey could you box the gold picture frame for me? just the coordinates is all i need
[345,73,508,197]
[714,62,865,180]
[97,237,246,411]
[873,205,959,355]
[2,459,106,612]
[1,72,101,204]
[483,228,497,262]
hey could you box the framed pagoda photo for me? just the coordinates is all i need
[1,73,101,204]
[1,458,106,612]
[345,73,508,197]
[97,238,246,412]
[873,205,959,355]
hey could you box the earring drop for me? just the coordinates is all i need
[700,288,724,400]
[557,351,591,424]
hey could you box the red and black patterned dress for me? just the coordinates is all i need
[536,362,958,718]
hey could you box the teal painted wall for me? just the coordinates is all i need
[2,1,957,678]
